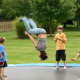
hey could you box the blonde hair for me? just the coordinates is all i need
[0,37,6,43]
[57,25,63,29]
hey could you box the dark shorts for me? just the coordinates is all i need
[56,50,66,61]
[0,61,7,67]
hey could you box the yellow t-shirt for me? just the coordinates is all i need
[54,33,67,50]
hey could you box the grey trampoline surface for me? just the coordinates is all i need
[5,67,80,80]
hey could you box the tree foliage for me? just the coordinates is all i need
[75,0,80,29]
[31,0,76,36]
[0,0,77,36]
[14,17,28,39]
[1,0,31,19]
[0,0,3,8]
[75,0,80,19]
[40,20,59,34]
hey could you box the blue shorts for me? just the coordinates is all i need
[0,61,7,67]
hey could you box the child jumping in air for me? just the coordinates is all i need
[54,26,67,69]
[20,16,48,60]
[0,37,7,80]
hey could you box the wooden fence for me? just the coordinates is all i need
[0,20,14,32]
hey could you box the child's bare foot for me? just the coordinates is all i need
[64,67,67,69]
[54,67,59,69]
[4,78,7,80]
[2,75,7,80]
[0,75,2,80]
[71,58,76,61]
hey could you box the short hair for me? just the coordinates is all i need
[57,25,63,29]
[40,51,48,60]
[0,37,6,43]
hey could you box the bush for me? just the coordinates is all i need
[40,20,59,34]
[14,17,28,39]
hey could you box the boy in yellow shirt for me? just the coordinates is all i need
[54,26,67,69]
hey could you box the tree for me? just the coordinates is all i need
[75,0,80,29]
[31,0,76,36]
[0,0,3,8]
[0,0,3,18]
[0,0,31,19]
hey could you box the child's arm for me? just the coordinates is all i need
[0,53,3,60]
[57,37,66,42]
[54,38,57,42]
[57,35,66,43]
[25,31,37,47]
[54,34,57,42]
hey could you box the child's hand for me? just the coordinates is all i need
[57,35,60,39]
[0,57,2,60]
[25,31,29,35]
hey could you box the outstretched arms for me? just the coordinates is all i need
[25,31,37,47]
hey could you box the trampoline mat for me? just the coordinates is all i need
[5,67,80,80]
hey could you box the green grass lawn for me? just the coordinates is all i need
[0,26,80,64]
